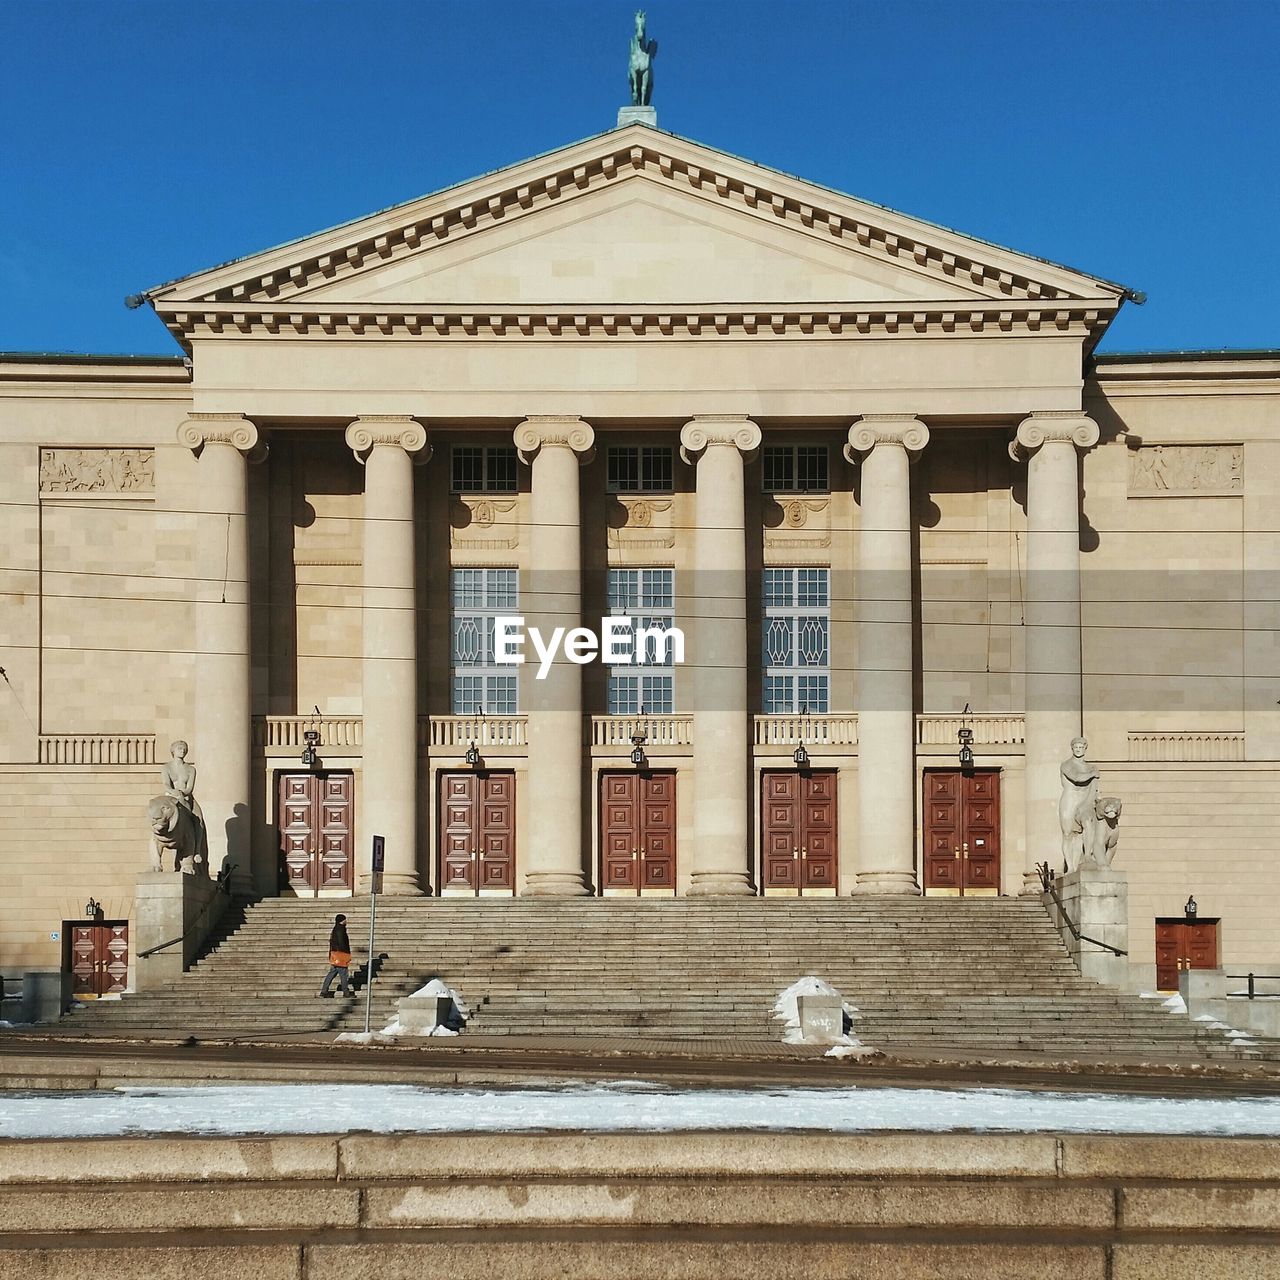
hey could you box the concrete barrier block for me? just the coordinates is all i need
[0,1136,339,1185]
[340,1132,1059,1180]
[364,1179,1113,1230]
[1063,1135,1280,1181]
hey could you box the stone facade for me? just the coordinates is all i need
[1,126,1277,991]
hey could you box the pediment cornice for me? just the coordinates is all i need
[146,125,1127,348]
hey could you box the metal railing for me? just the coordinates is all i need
[136,866,234,960]
[1226,972,1280,1000]
[1036,862,1129,957]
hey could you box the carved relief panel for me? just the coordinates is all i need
[1128,445,1243,496]
[450,496,521,550]
[606,496,675,549]
[763,496,830,550]
[39,448,155,496]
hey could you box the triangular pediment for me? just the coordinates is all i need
[146,125,1128,344]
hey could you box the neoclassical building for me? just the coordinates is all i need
[2,123,1277,994]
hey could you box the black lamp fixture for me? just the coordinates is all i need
[465,741,481,768]
[301,705,322,769]
[793,704,811,770]
[84,897,101,919]
[630,718,649,769]
[1185,894,1198,920]
[957,703,974,771]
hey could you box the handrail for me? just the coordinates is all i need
[1225,972,1280,1000]
[1036,862,1129,958]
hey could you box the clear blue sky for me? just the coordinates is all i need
[2,1,1277,355]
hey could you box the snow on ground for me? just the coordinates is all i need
[4,1082,1280,1140]
[772,977,874,1058]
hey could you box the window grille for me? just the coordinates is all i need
[762,567,830,713]
[607,445,674,493]
[762,444,828,494]
[451,568,519,714]
[606,567,676,714]
[451,445,518,493]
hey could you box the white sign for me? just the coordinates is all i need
[493,616,685,680]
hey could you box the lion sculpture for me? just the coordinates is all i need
[1087,796,1123,869]
[147,795,208,875]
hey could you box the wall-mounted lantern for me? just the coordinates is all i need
[301,729,321,769]
[84,897,101,919]
[957,703,974,771]
[794,703,811,770]
[1185,895,1198,920]
[465,741,482,768]
[630,729,649,770]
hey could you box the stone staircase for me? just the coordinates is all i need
[65,897,1270,1059]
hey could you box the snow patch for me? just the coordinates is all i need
[335,979,469,1045]
[1162,994,1188,1014]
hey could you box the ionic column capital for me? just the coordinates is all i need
[678,415,761,465]
[1009,412,1100,462]
[844,415,929,465]
[177,413,263,459]
[345,416,430,464]
[513,416,595,464]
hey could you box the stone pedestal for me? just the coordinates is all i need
[21,971,72,1024]
[1179,968,1230,1025]
[797,994,845,1045]
[617,105,657,128]
[134,871,228,992]
[396,994,455,1033]
[1049,867,1129,988]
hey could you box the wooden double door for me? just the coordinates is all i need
[923,770,1001,895]
[1156,918,1220,991]
[278,772,355,893]
[439,771,516,894]
[762,771,838,894]
[601,772,676,895]
[69,921,128,997]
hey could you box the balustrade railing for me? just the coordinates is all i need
[591,715,693,748]
[1127,731,1245,762]
[916,714,1025,746]
[754,715,858,747]
[426,715,528,750]
[38,734,156,765]
[253,717,363,754]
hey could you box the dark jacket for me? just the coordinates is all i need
[329,922,350,952]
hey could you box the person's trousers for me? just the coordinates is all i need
[320,965,350,996]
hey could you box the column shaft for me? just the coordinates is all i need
[178,415,258,895]
[1016,414,1097,888]
[681,418,758,896]
[850,418,926,895]
[348,419,426,895]
[518,419,592,896]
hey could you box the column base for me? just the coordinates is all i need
[524,871,590,897]
[853,872,922,896]
[688,871,755,897]
[361,872,424,897]
[1020,871,1047,896]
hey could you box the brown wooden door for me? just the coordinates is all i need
[762,771,838,894]
[600,771,676,894]
[278,772,354,893]
[438,771,516,894]
[923,770,1001,896]
[1155,918,1220,990]
[69,922,128,997]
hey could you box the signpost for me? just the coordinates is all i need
[364,835,385,1035]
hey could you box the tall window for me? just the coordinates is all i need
[606,567,675,715]
[763,444,828,494]
[762,567,829,713]
[451,568,519,714]
[607,445,674,493]
[451,445,518,493]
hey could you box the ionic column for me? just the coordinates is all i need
[679,416,760,896]
[177,413,263,894]
[1009,412,1099,891]
[515,417,594,896]
[346,416,429,895]
[846,416,929,895]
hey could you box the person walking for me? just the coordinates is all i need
[319,913,352,998]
